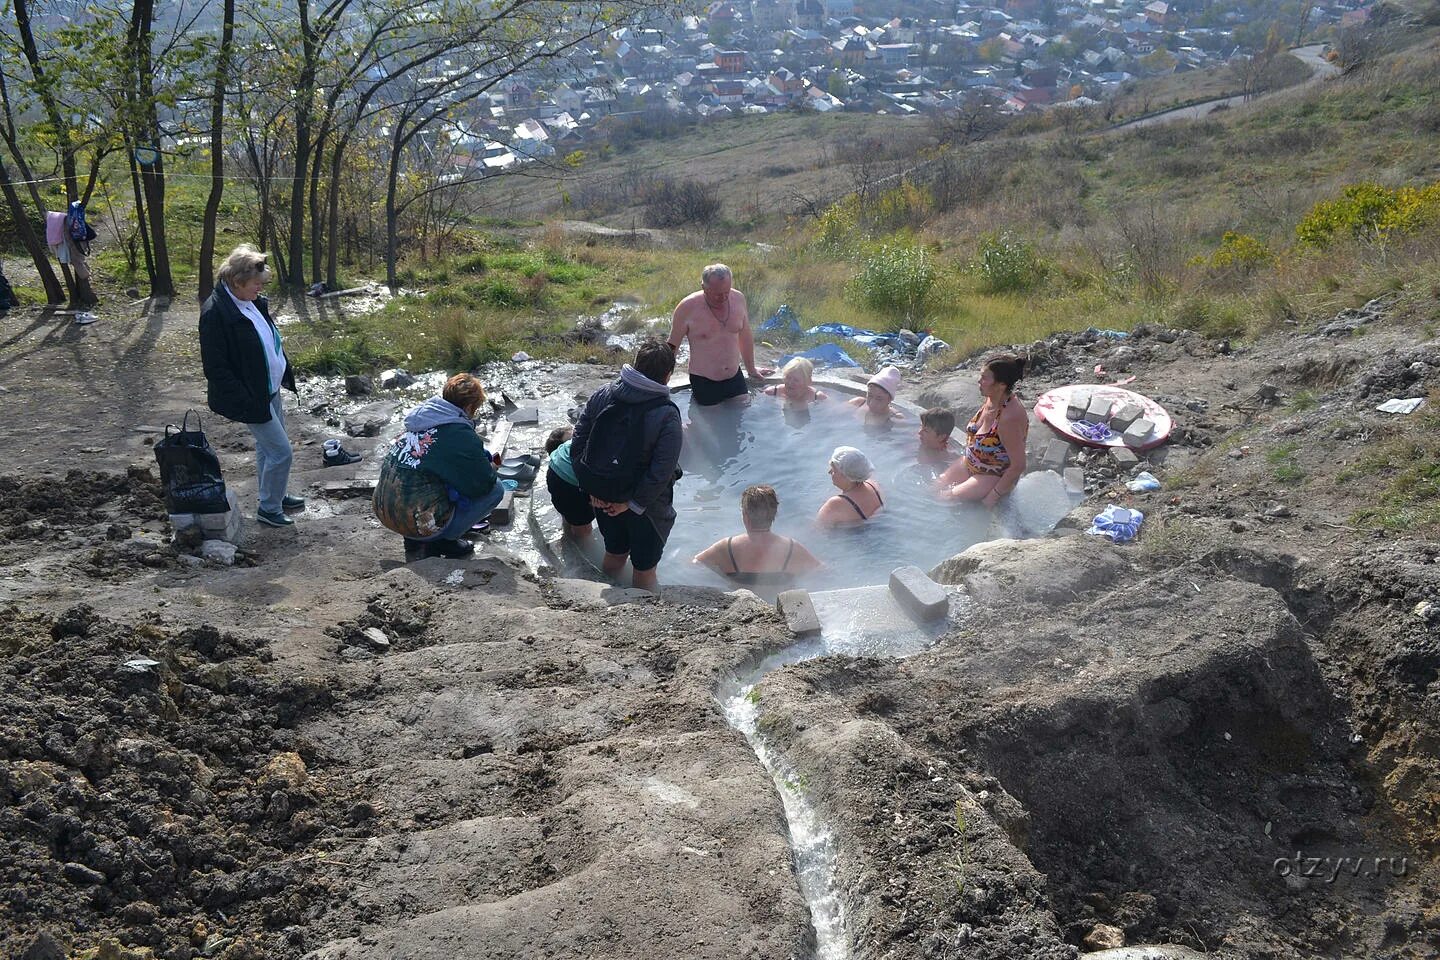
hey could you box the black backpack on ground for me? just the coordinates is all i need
[573,391,677,504]
[0,270,15,311]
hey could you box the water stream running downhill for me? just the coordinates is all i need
[717,589,960,958]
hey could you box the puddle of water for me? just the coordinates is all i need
[718,587,960,960]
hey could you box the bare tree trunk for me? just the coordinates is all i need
[198,0,236,301]
[126,144,156,284]
[14,0,96,305]
[324,136,345,288]
[130,0,174,297]
[0,154,64,302]
[308,126,327,285]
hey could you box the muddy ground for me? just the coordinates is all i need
[1,283,1437,959]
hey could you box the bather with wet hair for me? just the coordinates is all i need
[694,484,822,586]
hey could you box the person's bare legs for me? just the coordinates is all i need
[631,566,659,593]
[945,474,1001,502]
[602,551,628,578]
[565,522,593,539]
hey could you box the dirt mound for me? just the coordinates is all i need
[0,468,166,544]
[0,605,352,959]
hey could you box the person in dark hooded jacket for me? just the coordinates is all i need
[571,338,682,592]
[372,372,502,561]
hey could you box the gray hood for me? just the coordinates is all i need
[404,396,473,432]
[614,363,671,403]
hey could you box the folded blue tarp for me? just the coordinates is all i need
[778,342,861,369]
[759,304,802,335]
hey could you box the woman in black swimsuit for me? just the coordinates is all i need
[694,484,822,585]
[816,445,885,526]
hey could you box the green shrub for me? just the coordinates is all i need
[1193,231,1274,275]
[972,232,1048,293]
[1294,180,1440,247]
[1170,295,1247,338]
[813,196,861,258]
[851,242,935,322]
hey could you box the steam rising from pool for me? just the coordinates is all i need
[670,391,1075,590]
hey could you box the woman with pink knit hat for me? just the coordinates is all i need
[848,365,906,428]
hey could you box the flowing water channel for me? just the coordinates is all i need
[716,587,960,958]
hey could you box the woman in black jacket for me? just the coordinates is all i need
[198,245,303,527]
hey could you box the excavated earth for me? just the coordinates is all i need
[1,284,1438,960]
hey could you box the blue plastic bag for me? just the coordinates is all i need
[777,343,861,369]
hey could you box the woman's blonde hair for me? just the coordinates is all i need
[781,356,814,382]
[216,244,271,288]
[442,372,485,414]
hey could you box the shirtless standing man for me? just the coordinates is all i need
[667,263,773,406]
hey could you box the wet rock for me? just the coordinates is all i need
[377,368,414,389]
[932,537,1130,606]
[345,402,396,438]
[889,565,949,621]
[344,375,373,396]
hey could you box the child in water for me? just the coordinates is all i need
[764,356,828,407]
[849,366,906,427]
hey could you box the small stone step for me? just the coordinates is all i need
[1122,418,1155,447]
[489,489,515,525]
[1108,401,1143,432]
[1037,438,1073,472]
[889,565,949,622]
[1110,446,1140,467]
[776,589,822,636]
[1063,466,1086,494]
[1066,390,1092,422]
[507,406,539,425]
[321,479,376,498]
[1083,395,1113,424]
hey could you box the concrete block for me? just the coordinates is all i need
[889,565,949,622]
[776,589,822,636]
[489,489,515,526]
[1122,418,1155,447]
[1109,402,1143,432]
[1110,446,1140,467]
[170,491,244,545]
[507,406,539,425]
[1063,467,1085,495]
[1084,395,1113,424]
[1037,439,1073,472]
[1066,390,1092,422]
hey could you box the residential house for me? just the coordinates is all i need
[716,49,748,72]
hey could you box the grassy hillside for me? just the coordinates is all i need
[285,32,1440,377]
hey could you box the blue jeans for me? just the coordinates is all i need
[246,392,293,514]
[422,480,505,542]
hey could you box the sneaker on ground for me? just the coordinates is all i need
[323,444,362,467]
[281,495,306,510]
[256,508,295,527]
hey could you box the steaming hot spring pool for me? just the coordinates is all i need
[640,385,1077,591]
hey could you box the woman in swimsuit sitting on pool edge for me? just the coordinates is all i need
[937,354,1029,508]
[764,356,827,407]
[817,446,885,525]
[694,484,822,584]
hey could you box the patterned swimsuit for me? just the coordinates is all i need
[962,399,1013,477]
